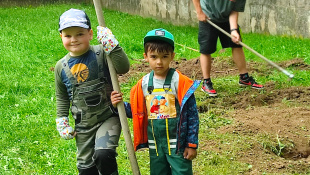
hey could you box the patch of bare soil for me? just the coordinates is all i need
[222,103,310,174]
[119,57,308,83]
[122,57,310,174]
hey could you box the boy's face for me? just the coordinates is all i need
[144,49,175,79]
[153,98,159,105]
[160,98,167,105]
[60,27,93,57]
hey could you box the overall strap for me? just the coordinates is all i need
[61,54,77,85]
[163,68,175,92]
[93,45,111,84]
[147,68,175,94]
[93,45,105,79]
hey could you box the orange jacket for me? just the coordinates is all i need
[130,70,198,151]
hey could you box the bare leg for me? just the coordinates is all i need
[200,53,212,79]
[200,53,217,96]
[232,47,247,74]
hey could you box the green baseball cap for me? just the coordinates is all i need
[144,28,174,49]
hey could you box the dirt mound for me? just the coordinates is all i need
[119,57,309,83]
[118,57,239,82]
[219,103,310,174]
[225,83,310,109]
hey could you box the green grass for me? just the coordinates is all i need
[1,3,310,174]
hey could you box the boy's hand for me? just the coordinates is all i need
[97,26,119,54]
[56,117,75,140]
[183,147,197,161]
[111,91,123,107]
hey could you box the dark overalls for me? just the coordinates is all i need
[62,45,120,175]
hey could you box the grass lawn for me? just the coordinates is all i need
[0,3,309,175]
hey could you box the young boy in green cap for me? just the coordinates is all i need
[112,28,200,174]
[55,8,129,175]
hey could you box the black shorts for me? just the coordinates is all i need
[198,21,242,55]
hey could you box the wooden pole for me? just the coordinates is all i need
[93,1,141,174]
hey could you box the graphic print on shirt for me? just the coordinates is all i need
[70,63,89,83]
[146,91,177,119]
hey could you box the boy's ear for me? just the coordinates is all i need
[171,52,175,60]
[143,52,148,62]
[89,29,93,40]
[59,33,62,37]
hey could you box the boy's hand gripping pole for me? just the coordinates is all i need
[93,1,141,175]
[206,20,294,79]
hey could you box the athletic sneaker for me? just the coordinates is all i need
[239,76,264,89]
[201,81,217,96]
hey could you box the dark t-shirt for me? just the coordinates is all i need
[54,45,129,118]
[200,0,246,23]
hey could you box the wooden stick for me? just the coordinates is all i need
[93,1,141,174]
[175,43,199,52]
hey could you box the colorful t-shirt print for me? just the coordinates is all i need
[145,90,177,119]
[70,63,89,83]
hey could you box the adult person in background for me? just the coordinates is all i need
[192,0,263,97]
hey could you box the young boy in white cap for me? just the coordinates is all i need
[112,28,200,174]
[55,8,129,175]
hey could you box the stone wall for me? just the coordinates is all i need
[2,0,308,37]
[240,0,310,37]
[101,0,197,26]
[101,0,310,38]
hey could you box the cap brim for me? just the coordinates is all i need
[59,23,89,32]
[144,36,174,48]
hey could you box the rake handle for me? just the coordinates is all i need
[207,20,294,79]
[93,0,141,174]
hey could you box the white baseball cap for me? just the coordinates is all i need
[58,9,91,32]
